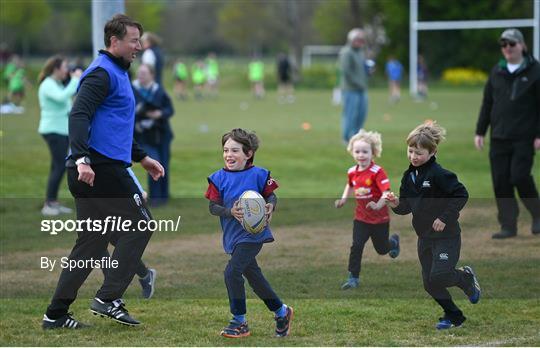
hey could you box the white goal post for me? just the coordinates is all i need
[301,45,342,68]
[409,0,540,95]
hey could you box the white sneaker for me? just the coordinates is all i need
[0,103,23,115]
[41,204,60,216]
[48,202,73,214]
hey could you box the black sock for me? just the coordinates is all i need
[435,298,461,314]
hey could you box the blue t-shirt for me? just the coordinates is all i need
[385,59,403,81]
[206,166,275,254]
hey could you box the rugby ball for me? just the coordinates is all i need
[239,190,267,234]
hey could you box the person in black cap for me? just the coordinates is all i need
[475,28,540,239]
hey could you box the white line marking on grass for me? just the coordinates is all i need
[473,332,540,347]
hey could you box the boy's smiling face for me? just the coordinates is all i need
[407,145,435,167]
[223,138,252,171]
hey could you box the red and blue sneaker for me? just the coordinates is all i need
[275,306,294,337]
[220,319,250,338]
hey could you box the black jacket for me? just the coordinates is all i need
[392,157,468,239]
[132,80,174,146]
[476,54,540,140]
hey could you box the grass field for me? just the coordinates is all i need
[1,85,539,346]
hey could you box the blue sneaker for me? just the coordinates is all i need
[436,314,466,330]
[341,274,359,290]
[436,318,453,330]
[388,234,400,258]
[460,266,481,304]
[139,268,157,299]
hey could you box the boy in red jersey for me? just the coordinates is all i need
[335,129,400,289]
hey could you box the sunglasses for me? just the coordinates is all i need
[500,40,517,48]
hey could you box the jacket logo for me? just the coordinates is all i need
[422,180,431,188]
[133,193,142,207]
[439,253,448,261]
[521,76,528,82]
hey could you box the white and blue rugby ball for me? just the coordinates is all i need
[239,190,267,234]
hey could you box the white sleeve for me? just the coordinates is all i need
[141,49,156,67]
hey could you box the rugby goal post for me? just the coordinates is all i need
[409,0,540,95]
[302,45,342,68]
[92,0,125,59]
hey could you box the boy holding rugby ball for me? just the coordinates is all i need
[205,128,293,338]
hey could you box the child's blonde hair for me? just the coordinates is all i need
[406,121,446,153]
[347,129,383,157]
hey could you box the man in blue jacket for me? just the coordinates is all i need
[43,14,164,329]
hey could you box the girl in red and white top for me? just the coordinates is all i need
[335,129,400,289]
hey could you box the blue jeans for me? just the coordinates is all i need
[342,90,368,143]
[224,243,283,315]
[139,137,171,204]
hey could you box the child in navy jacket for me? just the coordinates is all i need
[385,122,481,330]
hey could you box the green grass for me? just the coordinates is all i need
[1,298,539,346]
[5,86,537,199]
[1,85,539,345]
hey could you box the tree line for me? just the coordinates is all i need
[0,0,534,77]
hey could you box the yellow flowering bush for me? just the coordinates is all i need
[442,68,487,85]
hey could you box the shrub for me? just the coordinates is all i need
[298,64,336,89]
[442,67,487,85]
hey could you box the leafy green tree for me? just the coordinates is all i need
[218,0,283,54]
[36,1,91,54]
[161,0,228,55]
[126,0,165,33]
[312,0,351,44]
[313,0,535,78]
[0,0,51,55]
[407,0,533,77]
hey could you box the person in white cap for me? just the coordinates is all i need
[475,28,540,239]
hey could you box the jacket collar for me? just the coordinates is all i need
[132,79,158,93]
[497,54,535,75]
[99,49,131,71]
[408,156,436,174]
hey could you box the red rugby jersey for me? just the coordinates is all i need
[347,161,391,224]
